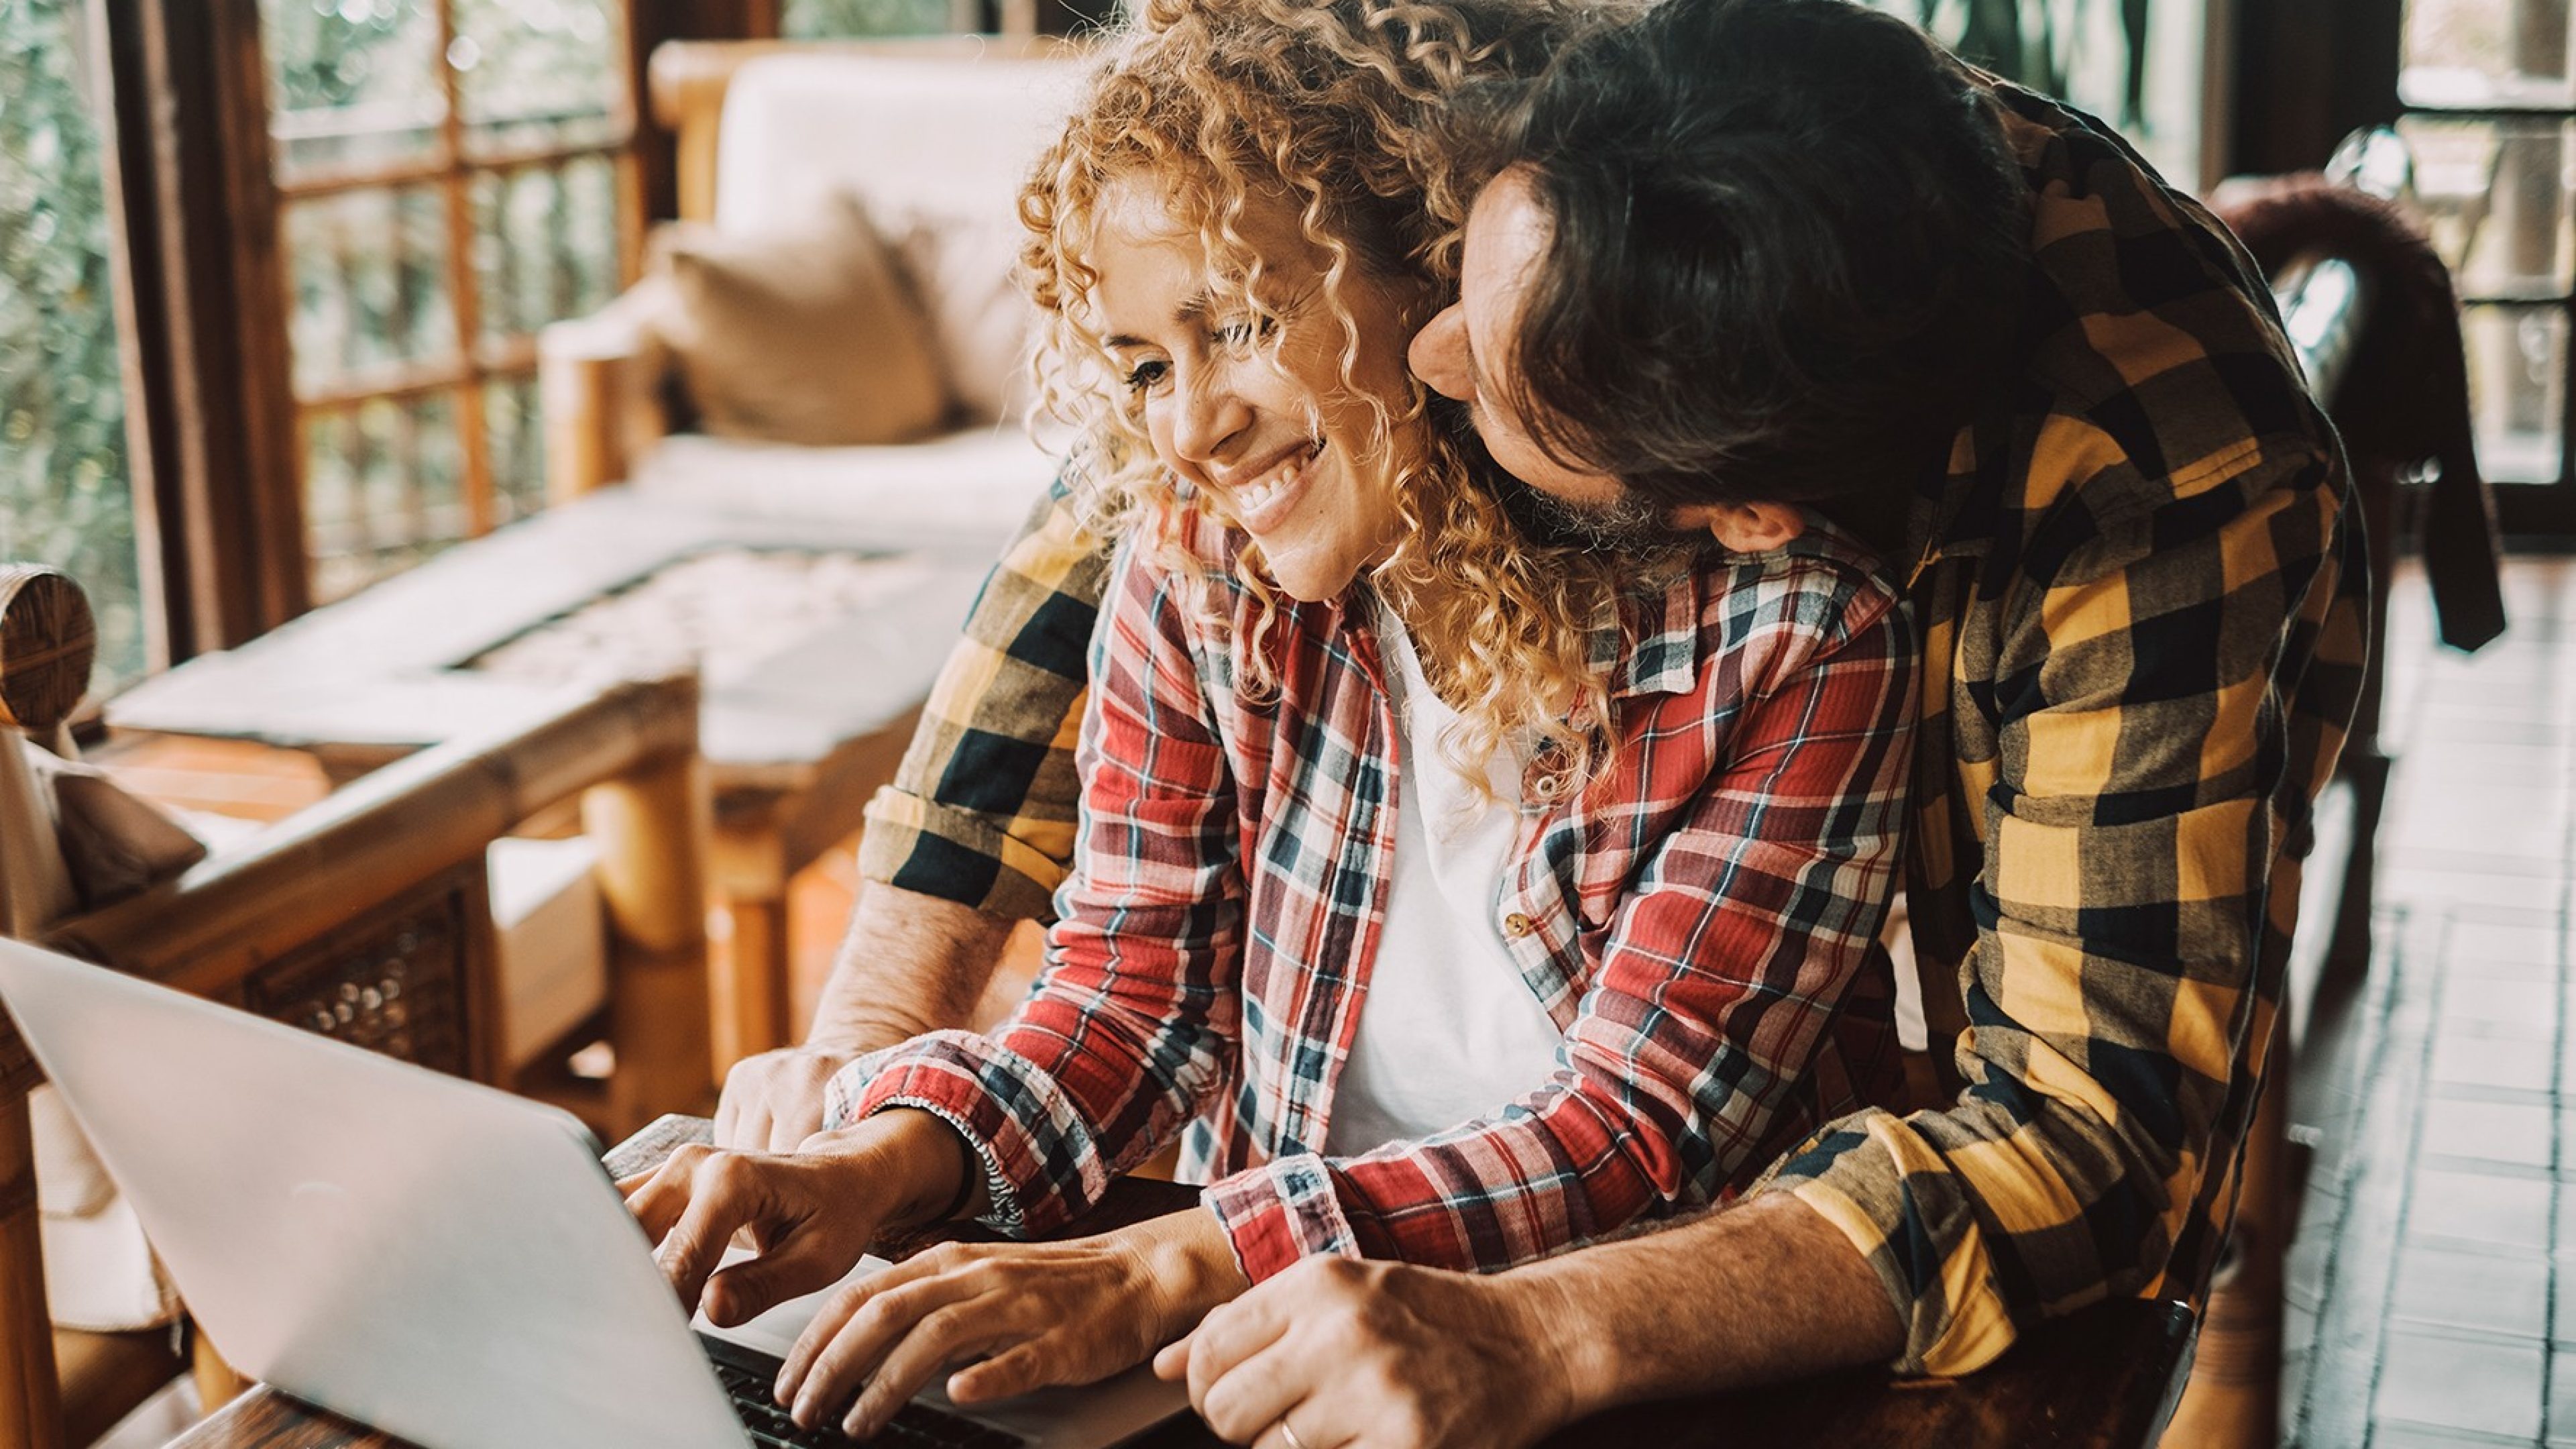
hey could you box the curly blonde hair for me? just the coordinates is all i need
[1021,0,1669,792]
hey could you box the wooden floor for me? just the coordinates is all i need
[2285,556,2576,1448]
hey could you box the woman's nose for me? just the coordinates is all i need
[1168,363,1253,466]
[1408,303,1473,401]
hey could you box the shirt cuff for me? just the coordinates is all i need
[858,785,1072,922]
[1198,1153,1364,1283]
[1762,1108,2020,1377]
[824,1031,1112,1239]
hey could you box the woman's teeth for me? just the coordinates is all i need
[1236,442,1323,522]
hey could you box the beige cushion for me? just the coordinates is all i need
[653,196,950,447]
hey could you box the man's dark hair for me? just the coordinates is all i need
[1455,0,2031,534]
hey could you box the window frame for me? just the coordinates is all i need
[2387,1,2576,538]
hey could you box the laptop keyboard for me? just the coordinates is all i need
[699,1332,1027,1449]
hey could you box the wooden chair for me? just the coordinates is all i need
[0,564,716,1449]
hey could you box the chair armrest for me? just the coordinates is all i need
[50,675,699,1002]
[540,282,675,505]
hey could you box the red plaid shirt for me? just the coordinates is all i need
[832,511,1917,1280]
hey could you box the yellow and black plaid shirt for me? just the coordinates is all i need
[858,81,2363,1377]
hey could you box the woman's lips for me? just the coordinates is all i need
[1229,440,1326,533]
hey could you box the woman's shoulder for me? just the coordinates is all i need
[1672,517,1905,649]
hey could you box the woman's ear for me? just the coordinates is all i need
[1698,502,1807,553]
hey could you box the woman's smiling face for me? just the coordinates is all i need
[1088,173,1430,603]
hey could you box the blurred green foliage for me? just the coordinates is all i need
[787,0,952,39]
[1889,0,2154,123]
[262,0,626,602]
[0,0,146,690]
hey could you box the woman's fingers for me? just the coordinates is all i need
[698,1230,860,1329]
[620,1142,712,1244]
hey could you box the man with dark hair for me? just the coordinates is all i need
[718,0,2359,1434]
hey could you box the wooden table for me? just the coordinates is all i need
[166,1124,2197,1449]
[105,480,1026,1076]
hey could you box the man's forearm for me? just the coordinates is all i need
[1519,1191,1904,1413]
[803,883,1018,1055]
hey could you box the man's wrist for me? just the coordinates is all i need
[1502,1256,1614,1427]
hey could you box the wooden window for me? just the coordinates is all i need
[263,0,643,602]
[2400,0,2576,533]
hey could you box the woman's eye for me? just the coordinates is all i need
[1213,316,1276,350]
[1121,358,1170,393]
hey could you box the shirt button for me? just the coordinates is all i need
[1504,913,1536,938]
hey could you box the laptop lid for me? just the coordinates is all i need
[0,937,748,1449]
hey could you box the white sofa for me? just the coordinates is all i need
[540,40,1086,537]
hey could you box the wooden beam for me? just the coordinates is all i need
[2229,0,2403,176]
[92,0,309,660]
[628,0,784,225]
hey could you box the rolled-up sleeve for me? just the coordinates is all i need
[857,476,1111,921]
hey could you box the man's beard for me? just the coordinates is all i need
[1428,396,1679,553]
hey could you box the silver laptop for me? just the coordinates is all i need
[0,937,1185,1449]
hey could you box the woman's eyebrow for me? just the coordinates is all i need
[1102,288,1219,352]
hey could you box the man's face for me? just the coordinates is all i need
[1407,168,1631,512]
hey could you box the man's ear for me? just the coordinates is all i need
[1699,502,1807,553]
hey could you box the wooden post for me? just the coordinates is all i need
[708,815,792,1073]
[583,743,717,1137]
[0,1088,64,1449]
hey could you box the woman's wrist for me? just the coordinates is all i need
[1115,1208,1253,1338]
[850,1107,982,1229]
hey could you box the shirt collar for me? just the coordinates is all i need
[1590,557,1712,700]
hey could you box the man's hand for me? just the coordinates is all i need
[710,884,1019,1150]
[713,1046,860,1152]
[1156,1256,1579,1449]
[620,1109,972,1327]
[775,1208,1250,1438]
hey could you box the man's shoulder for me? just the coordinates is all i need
[1972,85,2342,542]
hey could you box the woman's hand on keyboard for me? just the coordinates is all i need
[775,1207,1250,1439]
[622,1108,978,1326]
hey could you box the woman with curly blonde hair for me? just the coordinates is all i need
[628,0,1916,1434]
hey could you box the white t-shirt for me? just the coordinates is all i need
[1322,603,1569,1158]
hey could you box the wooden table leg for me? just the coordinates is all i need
[190,1326,245,1418]
[711,891,791,1072]
[0,1090,64,1449]
[585,751,717,1138]
[708,814,793,1074]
